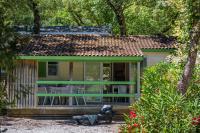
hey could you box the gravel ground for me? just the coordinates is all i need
[0,117,123,133]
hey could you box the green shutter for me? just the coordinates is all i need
[38,62,46,77]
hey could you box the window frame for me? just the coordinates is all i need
[47,62,58,76]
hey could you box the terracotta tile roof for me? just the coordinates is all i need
[129,36,176,49]
[17,34,176,57]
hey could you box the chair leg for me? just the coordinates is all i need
[83,97,86,105]
[51,97,54,106]
[75,96,79,106]
[42,96,46,106]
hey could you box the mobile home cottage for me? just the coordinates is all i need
[6,27,176,116]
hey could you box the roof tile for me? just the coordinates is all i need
[17,35,176,56]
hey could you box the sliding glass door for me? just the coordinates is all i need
[85,62,101,103]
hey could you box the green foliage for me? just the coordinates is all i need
[2,0,189,36]
[0,0,17,115]
[125,5,160,35]
[0,0,195,37]
[0,82,9,115]
[120,62,200,132]
[0,1,16,72]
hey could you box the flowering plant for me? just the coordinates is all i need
[120,63,200,132]
[192,116,200,126]
[192,115,200,132]
[119,110,145,133]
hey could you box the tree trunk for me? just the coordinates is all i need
[29,0,40,34]
[106,0,127,36]
[177,22,200,95]
[0,68,1,82]
[116,11,127,36]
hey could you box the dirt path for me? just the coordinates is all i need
[0,117,123,133]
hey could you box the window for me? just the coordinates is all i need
[48,62,58,76]
[103,63,112,81]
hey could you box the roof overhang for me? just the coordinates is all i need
[17,56,144,62]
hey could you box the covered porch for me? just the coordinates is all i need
[8,56,142,109]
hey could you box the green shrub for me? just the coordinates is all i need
[0,82,9,115]
[120,62,200,133]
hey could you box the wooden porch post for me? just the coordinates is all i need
[129,62,134,104]
[137,62,141,99]
[34,61,38,108]
[69,62,73,106]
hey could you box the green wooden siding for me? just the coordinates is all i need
[38,62,46,77]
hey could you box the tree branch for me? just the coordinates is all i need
[177,22,200,94]
[28,0,40,34]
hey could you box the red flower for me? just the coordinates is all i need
[133,123,139,127]
[192,117,197,121]
[129,111,137,119]
[197,117,200,122]
[192,116,200,126]
[192,121,199,126]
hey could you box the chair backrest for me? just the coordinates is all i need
[73,85,85,94]
[60,86,71,93]
[49,87,61,94]
[38,87,47,93]
[118,85,127,94]
[112,85,127,94]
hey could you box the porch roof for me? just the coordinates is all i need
[17,34,176,57]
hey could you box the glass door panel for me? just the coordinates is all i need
[85,62,100,81]
[103,63,111,81]
[85,62,101,103]
[85,85,101,103]
[103,63,112,102]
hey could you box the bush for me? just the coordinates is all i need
[0,82,9,115]
[120,62,200,133]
